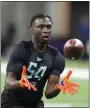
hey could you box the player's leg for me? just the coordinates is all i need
[26,100,44,108]
[2,98,26,108]
[36,100,44,108]
[1,90,27,108]
[11,106,27,108]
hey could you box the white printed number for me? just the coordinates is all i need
[27,62,47,80]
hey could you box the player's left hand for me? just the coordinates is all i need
[20,66,37,91]
[56,70,80,95]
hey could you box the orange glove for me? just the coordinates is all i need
[56,70,80,95]
[20,66,37,91]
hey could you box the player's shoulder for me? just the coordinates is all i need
[16,40,32,49]
[18,40,31,45]
[48,44,65,61]
[48,44,60,56]
[48,45,65,74]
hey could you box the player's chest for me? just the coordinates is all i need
[26,52,53,80]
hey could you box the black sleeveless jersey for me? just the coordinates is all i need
[5,41,65,102]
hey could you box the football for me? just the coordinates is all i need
[63,38,85,60]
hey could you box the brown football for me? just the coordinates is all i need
[63,38,85,60]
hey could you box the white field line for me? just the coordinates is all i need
[44,103,88,107]
[44,103,71,107]
[1,63,89,80]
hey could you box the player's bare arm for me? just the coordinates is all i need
[5,72,21,90]
[6,65,37,91]
[45,74,60,99]
[44,48,65,99]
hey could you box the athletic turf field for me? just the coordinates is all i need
[1,59,89,107]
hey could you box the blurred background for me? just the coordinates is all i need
[1,1,89,107]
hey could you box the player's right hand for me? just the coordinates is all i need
[20,66,37,91]
[56,70,80,95]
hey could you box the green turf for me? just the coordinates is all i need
[42,79,88,104]
[1,74,6,91]
[1,58,7,63]
[65,59,89,68]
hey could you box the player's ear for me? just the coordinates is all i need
[31,28,33,31]
[30,26,32,31]
[30,27,33,32]
[31,27,34,34]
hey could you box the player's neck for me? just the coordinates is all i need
[32,38,48,52]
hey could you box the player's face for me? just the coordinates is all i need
[31,18,52,43]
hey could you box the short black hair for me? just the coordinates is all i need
[30,13,53,27]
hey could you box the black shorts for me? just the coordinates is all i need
[1,91,44,108]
